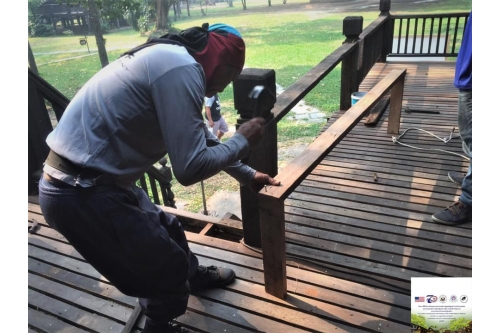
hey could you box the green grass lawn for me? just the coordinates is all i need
[29,0,471,213]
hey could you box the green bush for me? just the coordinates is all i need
[62,29,74,36]
[138,16,150,35]
[30,23,55,37]
[101,21,111,34]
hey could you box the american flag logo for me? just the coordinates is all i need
[414,296,425,302]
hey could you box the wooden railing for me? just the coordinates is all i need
[386,12,469,58]
[27,68,176,207]
[232,0,469,298]
[232,2,398,247]
[258,69,406,298]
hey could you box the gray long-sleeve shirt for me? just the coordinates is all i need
[44,44,255,187]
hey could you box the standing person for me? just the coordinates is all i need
[38,23,280,333]
[205,93,229,139]
[432,11,472,225]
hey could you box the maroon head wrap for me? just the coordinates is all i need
[192,31,246,93]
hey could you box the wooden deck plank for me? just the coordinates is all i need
[28,289,125,332]
[28,307,88,333]
[29,273,132,323]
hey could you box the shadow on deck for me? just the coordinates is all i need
[28,61,470,332]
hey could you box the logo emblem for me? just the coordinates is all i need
[439,295,447,303]
[426,295,438,303]
[450,295,458,303]
[460,295,468,303]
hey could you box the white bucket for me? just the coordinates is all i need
[351,92,367,106]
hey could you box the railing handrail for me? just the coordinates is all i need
[269,42,357,125]
[261,69,407,201]
[359,15,389,39]
[390,12,469,19]
[257,69,407,298]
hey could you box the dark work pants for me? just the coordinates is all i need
[38,176,199,328]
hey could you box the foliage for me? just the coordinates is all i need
[449,318,471,331]
[29,23,56,37]
[124,0,155,31]
[62,29,74,36]
[100,20,111,34]
[411,314,428,328]
[138,15,151,35]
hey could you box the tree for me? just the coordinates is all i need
[411,314,427,329]
[88,0,109,68]
[156,0,173,30]
[241,0,246,10]
[449,318,471,331]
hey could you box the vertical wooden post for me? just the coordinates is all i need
[379,0,393,62]
[340,16,363,110]
[259,194,287,299]
[387,72,406,134]
[233,69,277,248]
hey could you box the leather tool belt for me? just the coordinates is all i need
[45,150,115,185]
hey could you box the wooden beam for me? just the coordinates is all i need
[364,94,390,126]
[387,74,406,134]
[259,195,287,299]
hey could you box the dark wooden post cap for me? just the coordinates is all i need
[379,0,391,16]
[343,16,363,43]
[233,68,276,120]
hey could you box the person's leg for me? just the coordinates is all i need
[212,119,221,138]
[457,89,472,206]
[217,117,229,140]
[432,90,472,224]
[38,178,192,327]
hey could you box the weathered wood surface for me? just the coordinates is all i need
[27,61,466,333]
[29,197,411,332]
[282,61,471,295]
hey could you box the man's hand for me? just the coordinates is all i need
[237,117,265,147]
[209,120,214,128]
[248,171,281,194]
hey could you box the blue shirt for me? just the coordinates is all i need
[454,12,472,90]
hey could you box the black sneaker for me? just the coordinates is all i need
[143,320,190,333]
[432,200,472,225]
[448,171,465,185]
[189,265,236,293]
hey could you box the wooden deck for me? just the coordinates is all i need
[28,61,471,332]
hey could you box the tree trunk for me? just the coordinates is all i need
[176,1,181,16]
[186,0,191,16]
[156,0,170,30]
[28,41,39,75]
[241,0,246,9]
[88,0,109,68]
[228,0,233,7]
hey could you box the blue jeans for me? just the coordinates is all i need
[38,177,199,326]
[457,90,472,206]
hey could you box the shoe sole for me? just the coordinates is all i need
[431,215,471,225]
